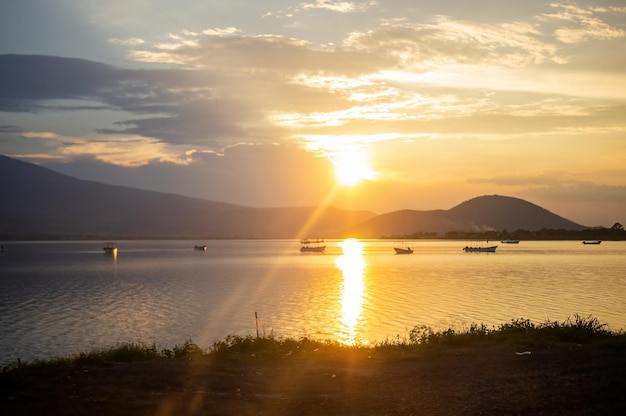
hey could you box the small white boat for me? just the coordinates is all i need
[194,244,207,251]
[103,242,117,254]
[463,245,497,253]
[394,242,413,254]
[300,239,326,253]
[582,240,601,245]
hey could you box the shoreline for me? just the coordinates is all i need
[2,319,625,415]
[2,340,625,415]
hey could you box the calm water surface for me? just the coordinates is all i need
[1,239,624,364]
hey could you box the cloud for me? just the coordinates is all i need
[0,125,21,133]
[2,5,625,171]
[109,37,146,46]
[468,173,563,188]
[0,55,120,111]
[343,16,564,69]
[202,27,241,37]
[9,129,192,167]
[298,1,376,13]
[58,134,191,167]
[97,100,256,147]
[109,16,572,143]
[0,54,268,150]
[267,0,377,19]
[129,31,390,77]
[540,3,626,43]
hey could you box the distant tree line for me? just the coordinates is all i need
[387,223,626,241]
[3,223,625,241]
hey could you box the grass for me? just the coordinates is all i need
[1,338,203,372]
[402,314,622,348]
[3,314,624,372]
[2,315,625,416]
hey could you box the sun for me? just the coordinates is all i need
[333,150,377,186]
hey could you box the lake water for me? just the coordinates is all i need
[1,239,624,365]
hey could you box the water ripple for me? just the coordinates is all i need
[1,240,625,364]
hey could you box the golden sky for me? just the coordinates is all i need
[0,1,625,226]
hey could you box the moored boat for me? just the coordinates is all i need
[103,242,117,254]
[582,240,602,245]
[300,239,326,253]
[194,244,207,251]
[501,239,520,244]
[394,242,414,254]
[463,245,498,253]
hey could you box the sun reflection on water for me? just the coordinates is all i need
[335,238,367,345]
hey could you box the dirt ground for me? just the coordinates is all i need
[1,344,624,415]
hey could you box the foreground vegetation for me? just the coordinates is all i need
[2,315,625,415]
[3,314,623,371]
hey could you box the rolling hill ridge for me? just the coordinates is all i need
[1,155,587,239]
[340,195,586,238]
[0,155,374,239]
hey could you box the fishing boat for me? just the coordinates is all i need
[300,239,326,253]
[103,242,117,254]
[463,245,497,253]
[194,244,207,251]
[394,242,414,254]
[582,240,602,245]
[501,239,520,244]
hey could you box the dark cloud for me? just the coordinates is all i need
[0,54,267,148]
[0,125,22,133]
[0,55,120,107]
[0,50,368,149]
[99,101,253,147]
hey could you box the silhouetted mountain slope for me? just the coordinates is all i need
[0,155,374,239]
[1,156,586,239]
[448,195,584,231]
[340,195,586,238]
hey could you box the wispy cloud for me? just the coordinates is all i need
[266,0,376,19]
[343,16,564,69]
[15,129,192,167]
[298,0,376,13]
[109,37,145,46]
[540,2,626,43]
[2,4,625,176]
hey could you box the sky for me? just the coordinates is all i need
[1,0,625,227]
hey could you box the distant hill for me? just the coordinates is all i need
[0,155,375,239]
[339,195,586,238]
[1,155,587,239]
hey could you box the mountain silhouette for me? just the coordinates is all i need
[448,195,584,231]
[0,155,374,239]
[1,155,586,239]
[339,195,585,238]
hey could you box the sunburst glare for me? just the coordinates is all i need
[332,150,377,186]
